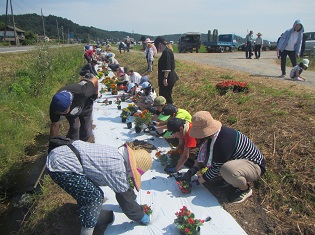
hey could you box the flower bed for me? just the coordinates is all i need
[215,80,249,95]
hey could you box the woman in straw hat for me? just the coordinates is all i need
[46,140,152,235]
[182,111,266,204]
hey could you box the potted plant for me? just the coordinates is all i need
[174,206,204,235]
[115,96,122,110]
[121,115,127,123]
[133,110,152,133]
[120,108,131,121]
[127,104,138,116]
[142,204,153,216]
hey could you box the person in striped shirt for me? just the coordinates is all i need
[182,111,265,203]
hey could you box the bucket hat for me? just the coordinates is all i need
[189,111,222,139]
[127,83,136,92]
[153,96,166,106]
[126,145,152,191]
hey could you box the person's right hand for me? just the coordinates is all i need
[140,214,150,225]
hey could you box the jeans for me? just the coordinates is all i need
[245,42,252,58]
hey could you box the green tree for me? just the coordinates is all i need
[23,30,38,45]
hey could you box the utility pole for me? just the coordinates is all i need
[61,26,64,44]
[56,19,60,43]
[9,0,19,46]
[3,0,9,41]
[67,29,70,44]
[41,9,46,37]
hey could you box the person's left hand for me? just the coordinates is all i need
[198,176,206,184]
[164,167,177,174]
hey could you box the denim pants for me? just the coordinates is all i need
[280,50,297,75]
[220,159,261,189]
[245,42,252,58]
[48,171,104,228]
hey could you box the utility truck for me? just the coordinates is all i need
[203,29,238,53]
[178,32,201,53]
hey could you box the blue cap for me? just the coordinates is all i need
[127,83,136,92]
[51,90,73,113]
[141,81,151,90]
[139,76,149,85]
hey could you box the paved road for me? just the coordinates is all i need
[175,51,315,88]
[0,45,36,54]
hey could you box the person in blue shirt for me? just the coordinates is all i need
[276,19,304,77]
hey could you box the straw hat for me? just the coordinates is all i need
[189,111,222,139]
[126,145,152,191]
[257,32,262,36]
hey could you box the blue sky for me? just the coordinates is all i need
[1,0,314,41]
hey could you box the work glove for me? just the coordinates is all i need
[164,167,177,174]
[140,214,150,225]
[182,166,198,182]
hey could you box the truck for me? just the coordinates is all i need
[203,29,238,53]
[178,32,201,53]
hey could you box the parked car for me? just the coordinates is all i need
[304,32,315,58]
[238,41,273,51]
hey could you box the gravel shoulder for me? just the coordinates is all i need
[175,51,315,88]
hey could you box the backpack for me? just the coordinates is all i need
[48,136,82,165]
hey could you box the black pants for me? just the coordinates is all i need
[159,84,174,104]
[84,54,92,63]
[280,50,297,75]
[254,45,261,58]
[66,104,93,141]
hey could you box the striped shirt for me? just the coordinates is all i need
[46,141,130,193]
[202,126,265,180]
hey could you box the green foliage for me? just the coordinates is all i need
[0,45,84,182]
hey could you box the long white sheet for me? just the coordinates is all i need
[92,67,247,234]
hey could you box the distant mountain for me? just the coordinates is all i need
[0,14,245,43]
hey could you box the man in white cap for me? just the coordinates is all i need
[182,111,265,203]
[46,140,153,235]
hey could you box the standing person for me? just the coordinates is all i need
[182,111,266,203]
[79,60,98,77]
[125,36,131,52]
[119,41,126,54]
[254,33,263,59]
[46,140,152,235]
[276,19,304,77]
[49,75,99,141]
[245,30,253,59]
[289,59,309,81]
[154,36,179,104]
[300,33,308,57]
[145,43,155,72]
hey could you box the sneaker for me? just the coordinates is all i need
[279,74,286,78]
[227,185,252,203]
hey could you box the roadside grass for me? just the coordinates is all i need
[0,45,85,197]
[5,47,315,234]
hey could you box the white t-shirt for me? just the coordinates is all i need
[285,31,299,51]
[130,72,142,85]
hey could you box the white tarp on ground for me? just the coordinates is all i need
[92,67,247,235]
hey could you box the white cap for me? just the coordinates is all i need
[301,59,309,68]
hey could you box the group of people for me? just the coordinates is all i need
[47,34,268,235]
[246,19,310,81]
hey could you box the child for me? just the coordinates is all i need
[135,82,156,111]
[290,59,309,81]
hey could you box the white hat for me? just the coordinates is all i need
[301,59,309,68]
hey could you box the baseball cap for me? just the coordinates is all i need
[127,83,136,92]
[139,76,149,86]
[163,118,186,138]
[158,104,178,121]
[153,96,166,106]
[141,81,151,90]
[51,90,74,113]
